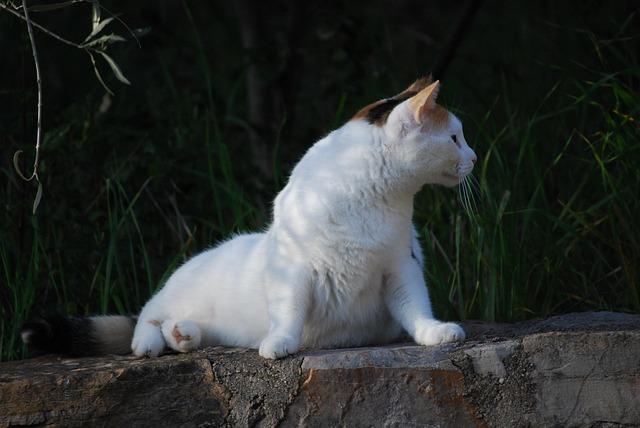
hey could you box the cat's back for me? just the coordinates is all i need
[273,121,386,228]
[274,120,409,254]
[288,121,378,185]
[161,232,267,298]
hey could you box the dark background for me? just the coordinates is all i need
[1,0,639,360]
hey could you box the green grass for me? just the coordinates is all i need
[418,50,640,322]
[1,11,638,361]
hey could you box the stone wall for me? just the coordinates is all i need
[1,312,639,427]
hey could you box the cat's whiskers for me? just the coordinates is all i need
[464,175,479,214]
[457,174,479,222]
[467,173,480,192]
[462,177,475,217]
[456,182,464,214]
[469,173,482,197]
[457,178,472,219]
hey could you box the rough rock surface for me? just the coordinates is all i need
[1,311,639,427]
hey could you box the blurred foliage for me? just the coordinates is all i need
[0,0,638,360]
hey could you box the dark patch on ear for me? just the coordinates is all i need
[21,314,99,357]
[351,75,433,126]
[364,96,410,125]
[352,92,415,126]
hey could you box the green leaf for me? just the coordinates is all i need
[83,17,114,43]
[32,181,43,214]
[88,51,114,95]
[496,190,511,223]
[12,150,30,181]
[91,1,101,32]
[98,51,131,85]
[81,33,125,48]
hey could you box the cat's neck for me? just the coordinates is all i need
[339,123,420,215]
[371,131,426,203]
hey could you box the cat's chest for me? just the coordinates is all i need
[311,262,385,314]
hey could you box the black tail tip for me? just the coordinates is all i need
[20,314,97,357]
[21,316,58,356]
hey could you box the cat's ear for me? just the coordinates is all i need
[408,80,440,123]
[385,79,441,139]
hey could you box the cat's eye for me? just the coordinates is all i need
[451,135,461,148]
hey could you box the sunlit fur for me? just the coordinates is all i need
[124,80,478,359]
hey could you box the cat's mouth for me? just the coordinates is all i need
[443,163,474,183]
[442,171,460,182]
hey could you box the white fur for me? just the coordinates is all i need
[131,94,476,358]
[92,315,134,354]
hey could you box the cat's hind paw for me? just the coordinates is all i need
[161,320,202,353]
[259,334,299,359]
[415,321,465,346]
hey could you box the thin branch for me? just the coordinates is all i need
[21,0,42,184]
[0,2,83,49]
[2,0,132,213]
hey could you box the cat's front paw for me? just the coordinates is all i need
[415,321,465,346]
[259,334,299,359]
[131,324,166,357]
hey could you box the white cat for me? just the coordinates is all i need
[22,78,476,359]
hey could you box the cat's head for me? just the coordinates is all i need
[353,77,476,188]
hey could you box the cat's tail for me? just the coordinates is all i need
[21,314,137,356]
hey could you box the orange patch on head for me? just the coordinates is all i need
[427,105,451,130]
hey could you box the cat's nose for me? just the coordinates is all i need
[471,153,477,164]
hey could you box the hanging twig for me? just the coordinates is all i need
[0,2,82,48]
[2,1,132,94]
[1,0,134,213]
[12,0,44,213]
[21,0,42,183]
